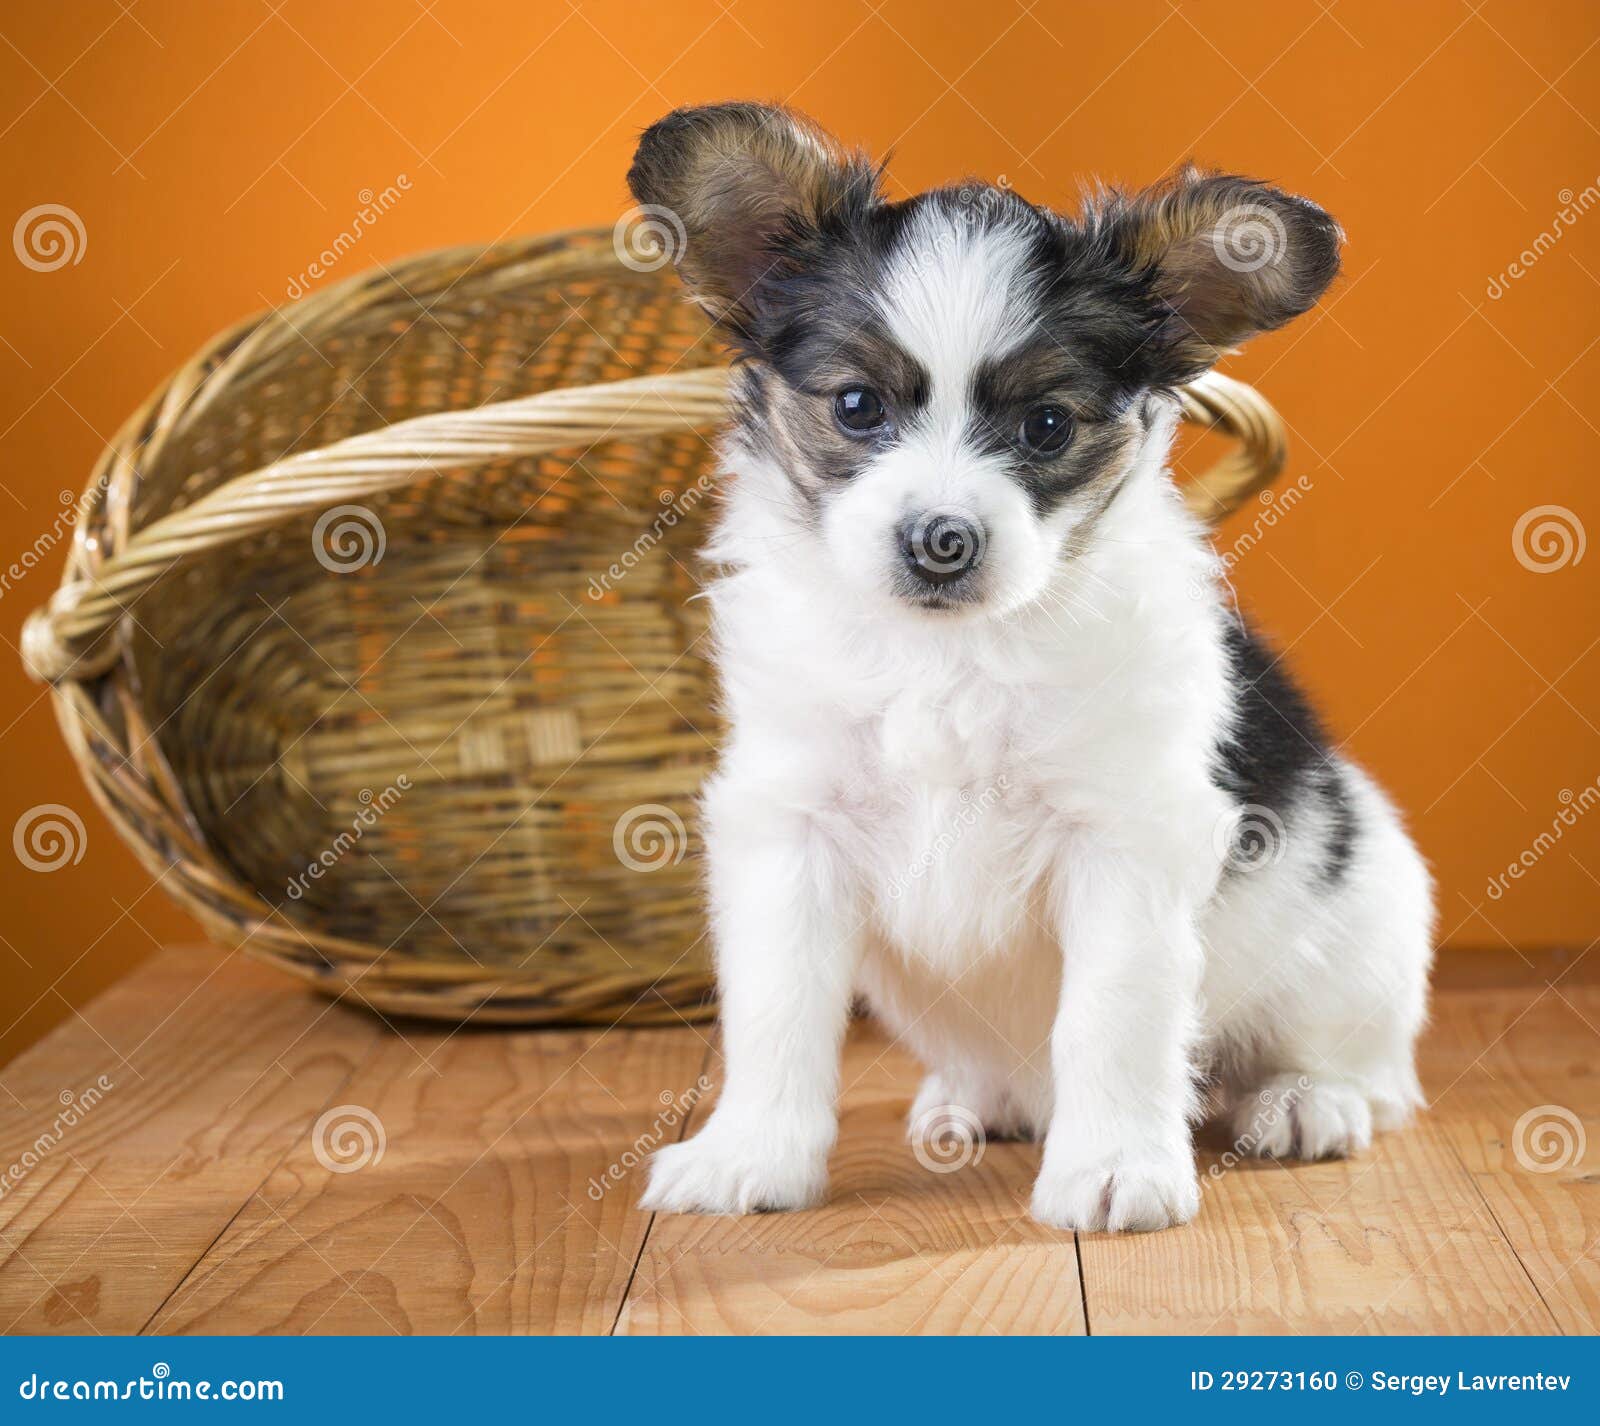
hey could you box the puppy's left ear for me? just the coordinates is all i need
[1102,168,1342,385]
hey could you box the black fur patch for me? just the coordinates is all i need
[1317,761,1358,884]
[1213,617,1356,885]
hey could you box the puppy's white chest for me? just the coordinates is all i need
[872,779,1047,972]
[851,693,1048,973]
[875,682,1009,782]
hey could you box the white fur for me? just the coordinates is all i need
[641,213,1433,1233]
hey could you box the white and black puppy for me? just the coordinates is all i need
[629,103,1433,1233]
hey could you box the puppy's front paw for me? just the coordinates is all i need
[639,1125,828,1216]
[1031,1151,1200,1234]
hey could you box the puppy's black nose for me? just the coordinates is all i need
[898,510,985,586]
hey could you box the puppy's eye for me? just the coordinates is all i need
[835,386,887,434]
[1019,405,1074,455]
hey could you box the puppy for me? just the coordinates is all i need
[630,103,1433,1232]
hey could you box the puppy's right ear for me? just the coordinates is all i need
[626,102,880,339]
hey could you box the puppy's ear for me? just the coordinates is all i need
[626,102,881,339]
[1100,168,1342,384]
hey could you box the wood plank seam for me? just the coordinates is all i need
[287,1034,641,1335]
[826,1009,1089,1338]
[1455,1167,1564,1334]
[1073,1229,1090,1334]
[1068,965,1569,1336]
[131,947,498,1336]
[135,1026,390,1335]
[1076,1108,1542,1336]
[1350,1145,1563,1335]
[143,958,649,1332]
[0,947,388,1334]
[609,1034,715,1336]
[1499,1228,1600,1336]
[1417,979,1573,1335]
[618,1026,1089,1336]
[162,1005,520,1335]
[145,1012,722,1333]
[1424,972,1600,1335]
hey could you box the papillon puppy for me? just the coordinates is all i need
[629,102,1432,1232]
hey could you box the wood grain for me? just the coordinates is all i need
[149,1021,712,1334]
[0,946,382,1334]
[1422,974,1600,1334]
[1066,955,1591,1335]
[1077,1115,1556,1334]
[4,946,1595,1336]
[618,1025,1087,1335]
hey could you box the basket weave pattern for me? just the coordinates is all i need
[23,231,1288,1025]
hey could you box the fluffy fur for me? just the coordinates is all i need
[629,103,1433,1233]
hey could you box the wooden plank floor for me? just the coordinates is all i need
[0,945,1595,1335]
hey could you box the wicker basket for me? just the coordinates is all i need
[21,229,1288,1026]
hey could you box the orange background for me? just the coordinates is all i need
[1,0,1597,1063]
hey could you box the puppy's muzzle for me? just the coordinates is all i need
[898,509,986,588]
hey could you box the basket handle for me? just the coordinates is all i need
[21,365,1284,685]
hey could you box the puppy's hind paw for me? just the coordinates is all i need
[1234,1075,1373,1161]
[907,1072,1035,1145]
[639,1129,827,1216]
